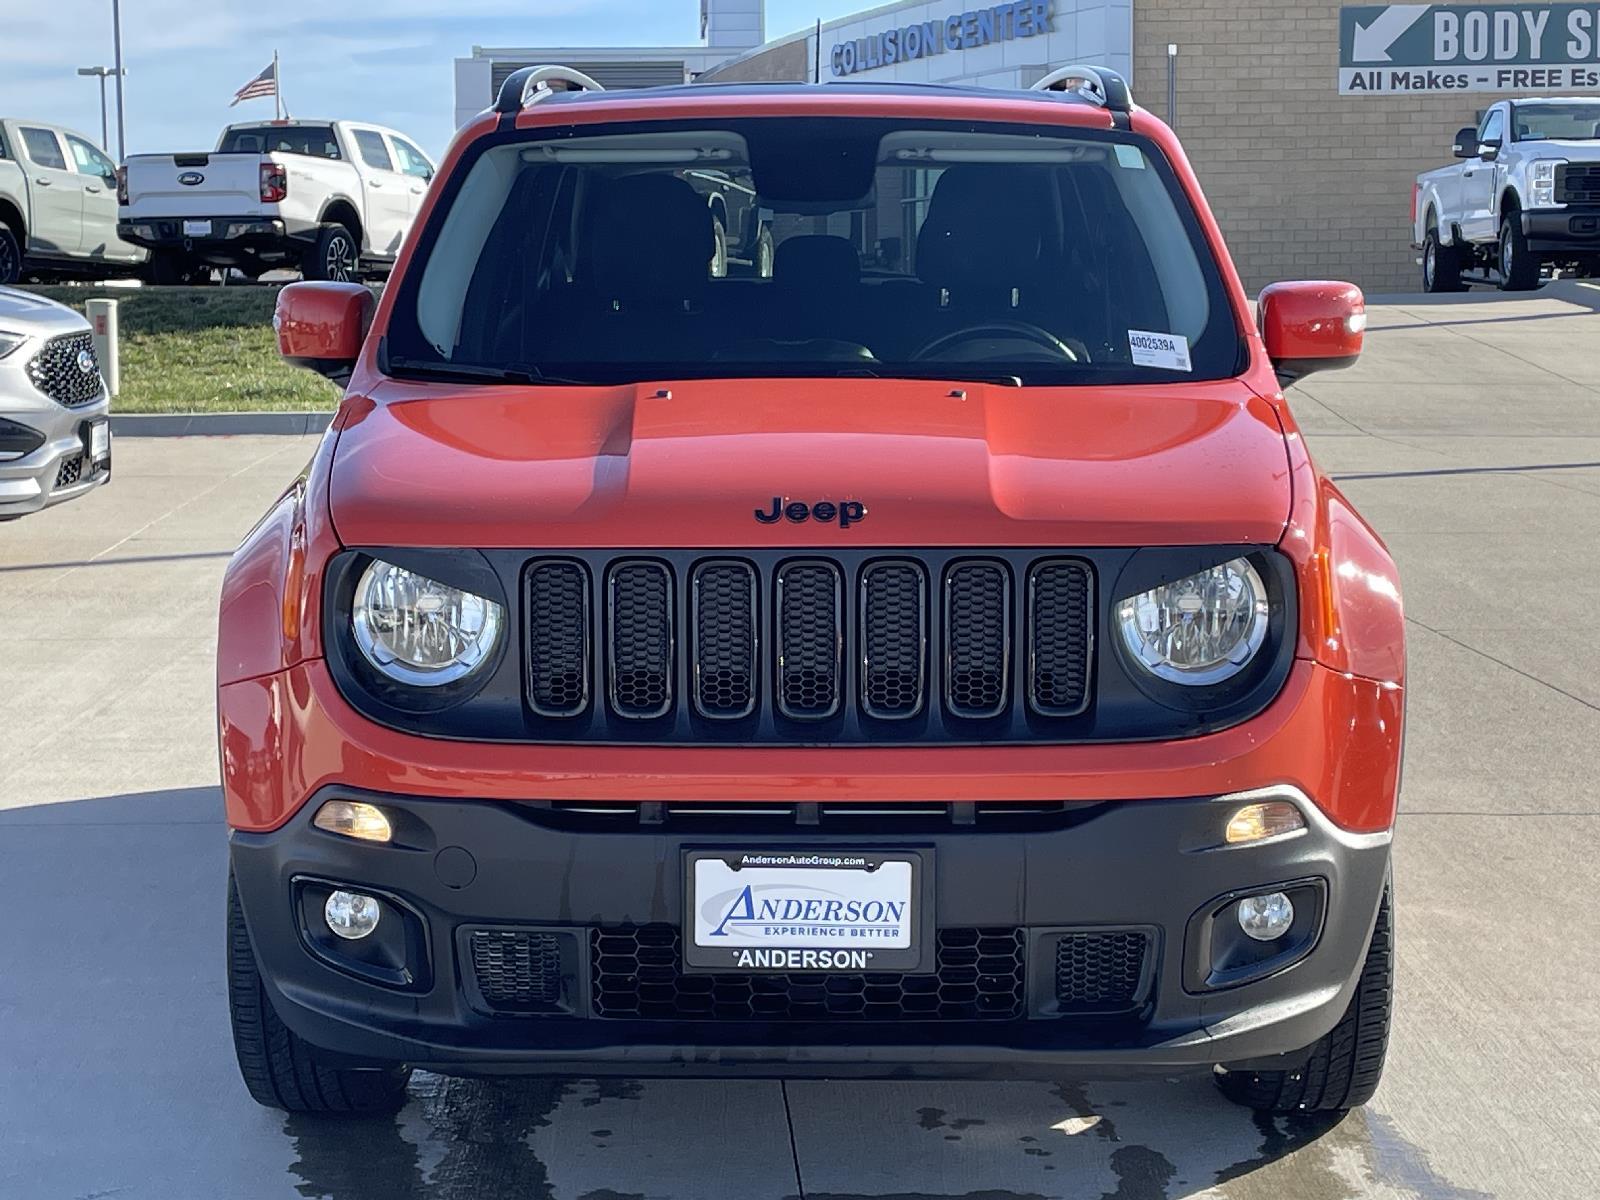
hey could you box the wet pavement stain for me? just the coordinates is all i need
[917,1106,988,1133]
[285,1072,565,1200]
[1098,1146,1178,1200]
[1363,1113,1494,1200]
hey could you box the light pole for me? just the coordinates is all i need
[111,0,127,161]
[1166,43,1178,130]
[76,66,120,150]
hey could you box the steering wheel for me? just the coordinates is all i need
[910,320,1082,363]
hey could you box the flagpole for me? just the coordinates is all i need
[274,50,281,120]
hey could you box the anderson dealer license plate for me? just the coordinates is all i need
[684,849,932,974]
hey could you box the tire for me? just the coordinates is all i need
[1215,886,1393,1114]
[755,226,775,279]
[710,216,728,278]
[1498,210,1541,291]
[147,250,199,287]
[227,874,411,1115]
[303,224,359,283]
[1422,224,1464,293]
[0,223,21,285]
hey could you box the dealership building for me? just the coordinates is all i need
[457,1,1600,294]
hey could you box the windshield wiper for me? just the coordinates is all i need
[834,366,1025,387]
[385,356,595,387]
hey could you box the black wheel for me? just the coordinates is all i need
[0,223,21,285]
[1215,886,1393,1114]
[1498,211,1541,291]
[304,224,359,282]
[709,215,728,278]
[1422,224,1464,293]
[227,874,411,1115]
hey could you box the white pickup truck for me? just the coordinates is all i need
[118,119,435,283]
[1413,97,1600,292]
[0,118,145,284]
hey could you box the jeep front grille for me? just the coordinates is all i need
[27,332,104,408]
[517,551,1094,743]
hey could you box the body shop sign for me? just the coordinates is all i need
[1340,4,1600,93]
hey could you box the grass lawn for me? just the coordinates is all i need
[21,286,341,414]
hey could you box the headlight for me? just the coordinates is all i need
[0,330,29,360]
[351,559,503,686]
[1115,557,1269,685]
[1530,159,1564,208]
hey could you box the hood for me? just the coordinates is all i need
[0,287,90,338]
[328,378,1291,549]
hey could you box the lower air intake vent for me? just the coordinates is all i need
[469,930,564,1011]
[1053,930,1151,1013]
[591,925,1026,1021]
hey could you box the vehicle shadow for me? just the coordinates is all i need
[0,788,1482,1200]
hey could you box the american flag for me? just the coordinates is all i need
[231,62,277,106]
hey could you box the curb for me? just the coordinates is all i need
[110,412,334,437]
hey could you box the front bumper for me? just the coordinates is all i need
[116,217,313,267]
[0,373,110,517]
[231,785,1391,1080]
[1521,205,1600,252]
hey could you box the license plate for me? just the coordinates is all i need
[683,849,929,973]
[88,420,110,462]
[182,219,210,237]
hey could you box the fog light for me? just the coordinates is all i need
[1237,892,1295,942]
[325,890,381,940]
[1225,800,1305,845]
[313,800,392,843]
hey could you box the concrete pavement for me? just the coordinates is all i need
[3,288,1600,1199]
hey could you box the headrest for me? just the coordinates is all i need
[916,166,1048,295]
[588,174,713,303]
[774,235,861,291]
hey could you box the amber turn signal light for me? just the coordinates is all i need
[1225,800,1305,845]
[312,800,393,843]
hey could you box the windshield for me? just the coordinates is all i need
[386,118,1242,387]
[1513,103,1600,141]
[219,125,341,158]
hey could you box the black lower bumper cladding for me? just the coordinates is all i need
[229,787,1390,1080]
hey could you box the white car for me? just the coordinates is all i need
[1413,97,1600,291]
[117,119,435,283]
[0,287,110,519]
[0,119,146,284]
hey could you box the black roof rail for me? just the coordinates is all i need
[1030,65,1132,114]
[494,65,605,114]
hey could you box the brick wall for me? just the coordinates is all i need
[1133,0,1491,295]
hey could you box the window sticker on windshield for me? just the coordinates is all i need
[1128,330,1192,372]
[1113,144,1145,169]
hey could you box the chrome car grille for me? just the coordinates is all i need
[27,332,103,408]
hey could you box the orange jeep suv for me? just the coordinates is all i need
[219,66,1403,1117]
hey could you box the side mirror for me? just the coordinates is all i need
[1452,126,1479,157]
[273,281,374,383]
[1478,137,1502,161]
[1257,281,1365,389]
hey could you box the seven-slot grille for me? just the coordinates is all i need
[519,554,1094,738]
[27,332,103,408]
[1557,163,1600,206]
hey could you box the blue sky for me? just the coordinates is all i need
[0,0,871,162]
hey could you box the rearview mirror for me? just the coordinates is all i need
[273,282,374,383]
[1257,281,1365,389]
[1478,137,1502,161]
[1452,126,1478,157]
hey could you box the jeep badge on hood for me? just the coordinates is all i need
[754,498,868,527]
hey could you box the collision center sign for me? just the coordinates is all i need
[1339,4,1600,93]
